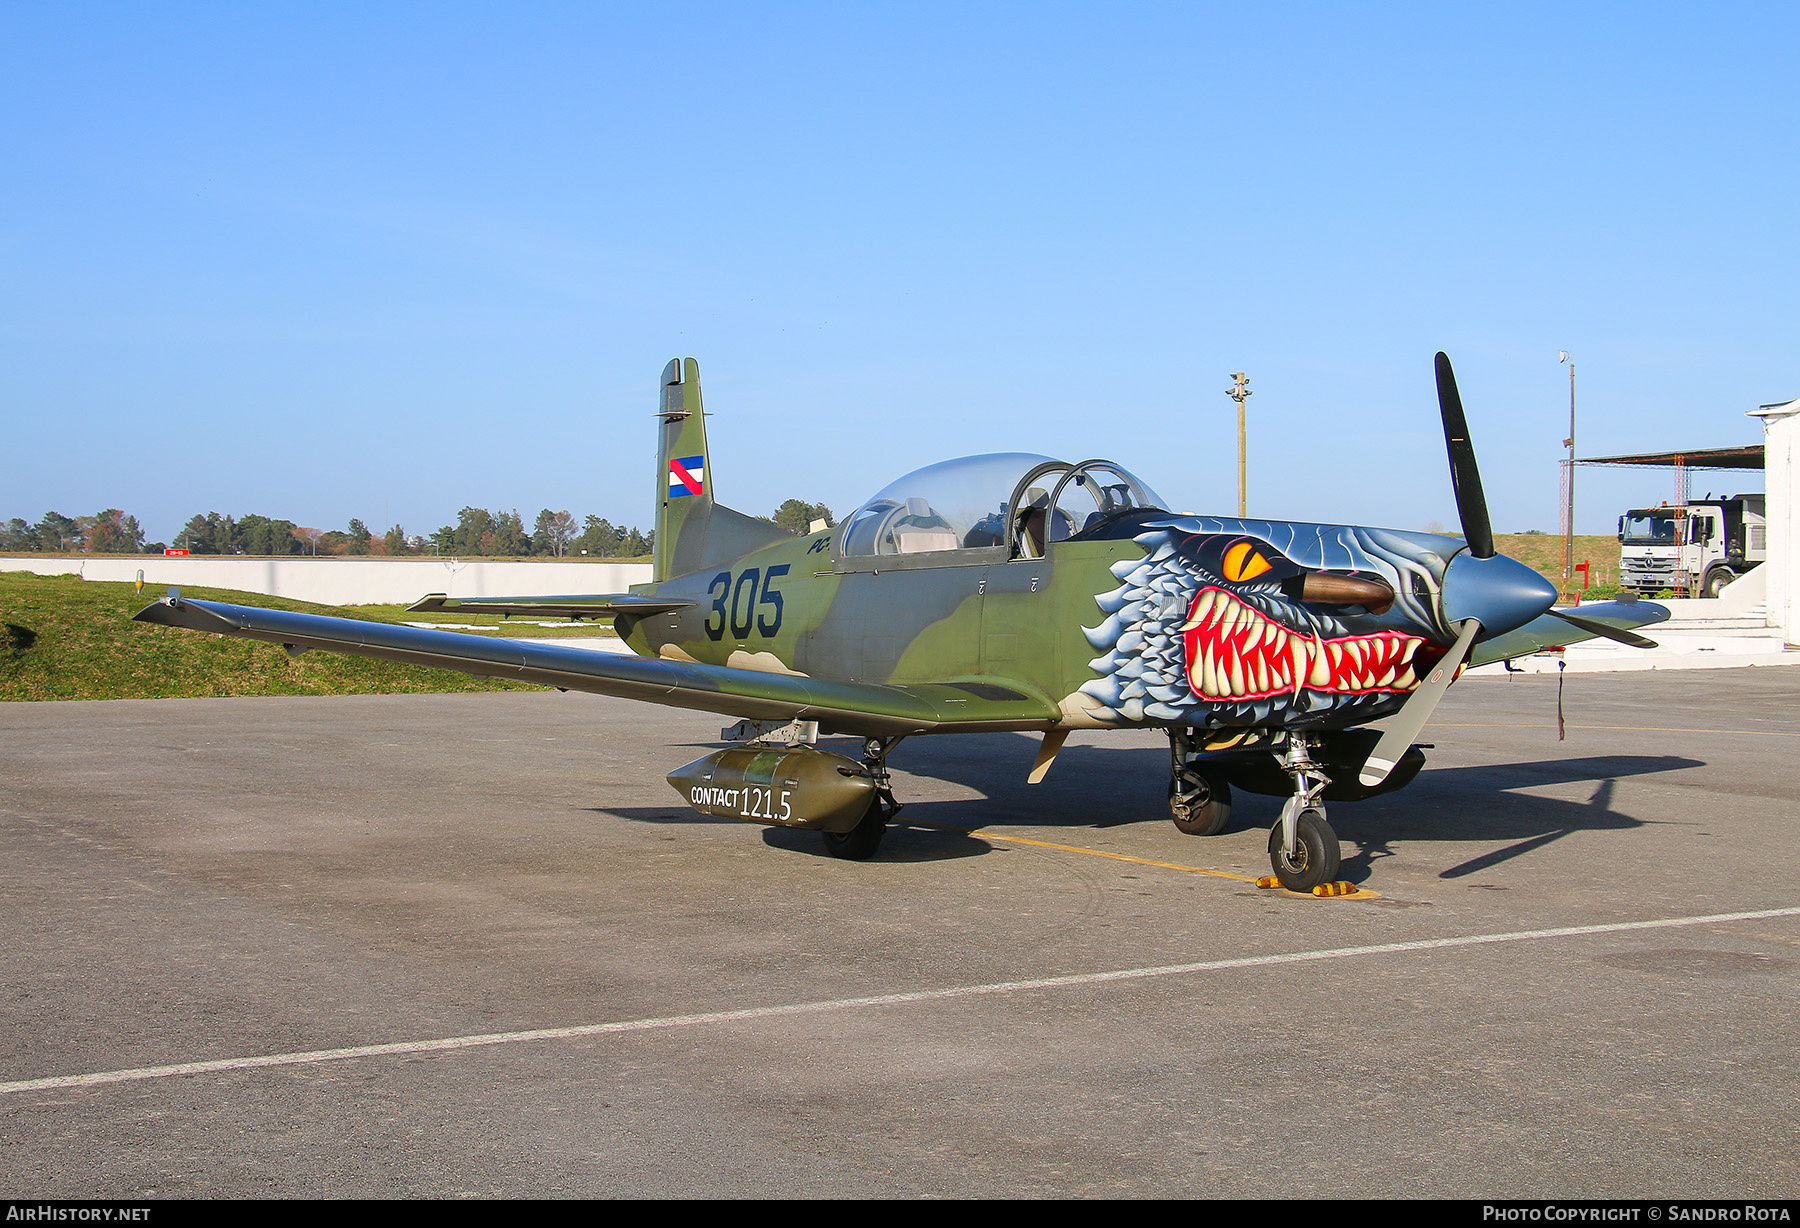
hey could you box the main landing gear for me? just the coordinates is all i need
[1165,729,1343,892]
[1167,727,1232,836]
[821,736,904,861]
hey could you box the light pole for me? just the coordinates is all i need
[1227,372,1251,517]
[1559,350,1575,581]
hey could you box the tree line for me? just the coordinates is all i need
[172,512,395,556]
[428,508,651,558]
[424,498,833,557]
[3,499,834,558]
[3,510,153,554]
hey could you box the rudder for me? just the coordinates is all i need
[653,358,788,581]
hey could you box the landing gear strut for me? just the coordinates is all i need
[1167,727,1232,836]
[821,736,903,860]
[1267,734,1341,891]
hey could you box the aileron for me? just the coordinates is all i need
[406,593,695,620]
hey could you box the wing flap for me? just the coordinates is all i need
[135,595,1056,736]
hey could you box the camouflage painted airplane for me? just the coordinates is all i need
[137,354,1668,891]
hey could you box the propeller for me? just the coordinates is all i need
[1361,353,1661,787]
[1434,351,1655,645]
[1360,618,1480,787]
[1436,351,1493,560]
[1360,354,1663,786]
[1544,608,1659,649]
[1361,353,1557,787]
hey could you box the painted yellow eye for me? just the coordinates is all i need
[1223,541,1273,583]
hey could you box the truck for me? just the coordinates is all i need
[1618,493,1766,598]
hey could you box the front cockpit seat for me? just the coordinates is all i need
[881,498,959,554]
[1014,488,1050,558]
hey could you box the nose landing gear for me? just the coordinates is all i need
[1164,729,1349,892]
[1267,734,1341,891]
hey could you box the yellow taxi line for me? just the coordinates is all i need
[899,817,1257,881]
[900,818,1380,899]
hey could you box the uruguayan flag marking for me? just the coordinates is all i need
[668,456,705,498]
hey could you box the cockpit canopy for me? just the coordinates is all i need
[838,452,1167,558]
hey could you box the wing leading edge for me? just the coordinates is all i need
[134,594,1057,737]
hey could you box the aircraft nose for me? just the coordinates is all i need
[1440,551,1558,636]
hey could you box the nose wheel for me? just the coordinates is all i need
[1267,735,1342,891]
[1268,805,1340,891]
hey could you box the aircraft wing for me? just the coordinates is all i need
[134,593,1058,737]
[1470,599,1671,667]
[406,593,693,620]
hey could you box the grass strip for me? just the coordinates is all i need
[0,572,612,701]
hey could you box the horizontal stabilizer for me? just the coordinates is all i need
[406,593,694,620]
[135,594,1056,737]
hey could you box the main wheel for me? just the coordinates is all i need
[821,800,886,860]
[1267,807,1341,891]
[1169,771,1232,836]
[1704,568,1736,598]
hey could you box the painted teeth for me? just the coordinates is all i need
[1288,638,1308,692]
[1308,640,1331,687]
[1180,590,1216,630]
[1164,583,1434,703]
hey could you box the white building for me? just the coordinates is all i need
[1750,397,1800,646]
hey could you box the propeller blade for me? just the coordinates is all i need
[1548,609,1660,649]
[1435,352,1494,560]
[1360,618,1482,787]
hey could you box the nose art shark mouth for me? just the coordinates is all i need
[1180,587,1435,701]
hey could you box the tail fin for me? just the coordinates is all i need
[654,358,788,581]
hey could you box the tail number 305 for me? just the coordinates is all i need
[705,564,790,641]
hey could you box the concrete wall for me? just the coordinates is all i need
[1649,564,1766,623]
[1750,399,1798,646]
[0,555,654,607]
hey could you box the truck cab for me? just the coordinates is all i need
[1618,493,1766,597]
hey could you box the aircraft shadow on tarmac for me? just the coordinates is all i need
[592,733,1705,877]
[586,805,996,862]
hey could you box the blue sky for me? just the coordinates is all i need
[3,2,1792,543]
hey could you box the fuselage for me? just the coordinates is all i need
[622,511,1528,736]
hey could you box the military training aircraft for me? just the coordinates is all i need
[136,354,1669,891]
